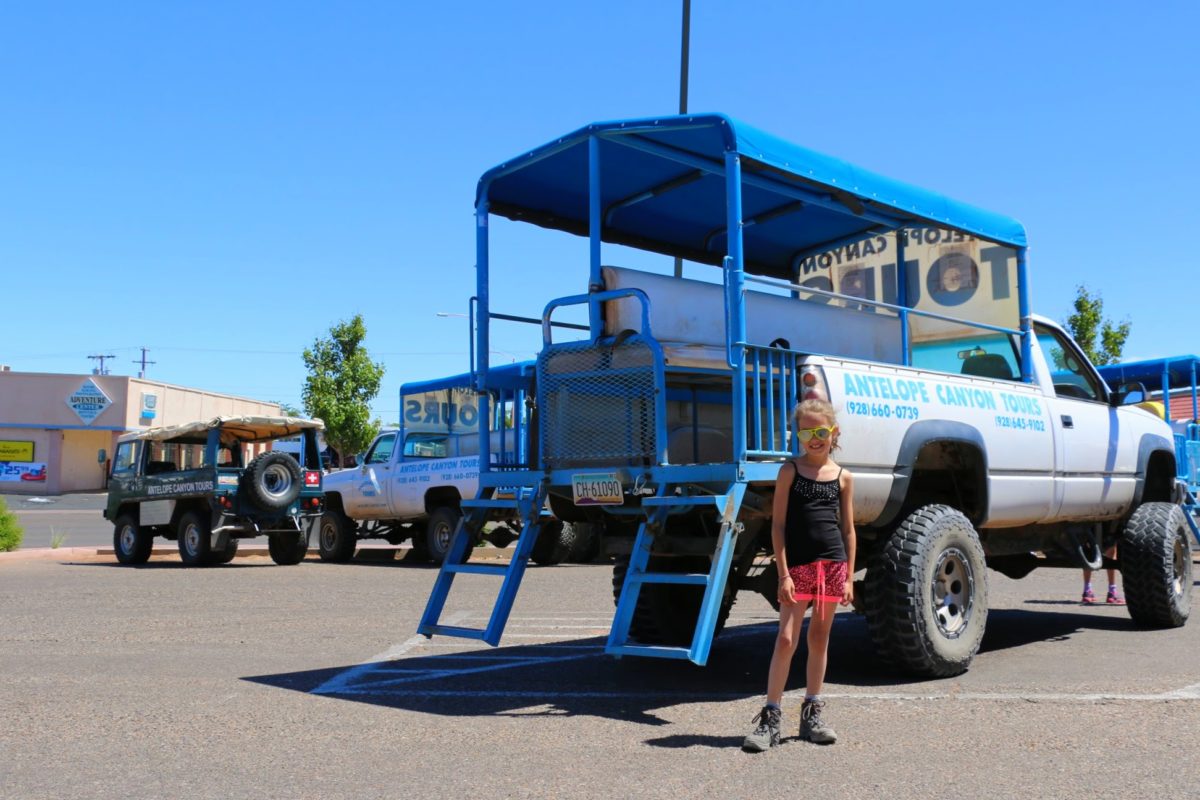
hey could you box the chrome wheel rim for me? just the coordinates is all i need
[320,519,337,550]
[119,524,137,554]
[1173,533,1188,597]
[433,520,453,553]
[262,464,295,499]
[183,522,202,556]
[932,547,974,638]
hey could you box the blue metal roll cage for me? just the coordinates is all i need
[470,114,1031,481]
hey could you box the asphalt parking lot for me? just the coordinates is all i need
[2,547,1198,800]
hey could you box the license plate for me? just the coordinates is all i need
[571,472,623,506]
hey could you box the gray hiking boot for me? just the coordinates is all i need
[742,704,782,752]
[799,699,837,744]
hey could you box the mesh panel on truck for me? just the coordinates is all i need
[539,338,659,469]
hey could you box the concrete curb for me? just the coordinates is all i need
[0,543,519,565]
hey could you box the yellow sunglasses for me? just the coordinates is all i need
[796,426,834,443]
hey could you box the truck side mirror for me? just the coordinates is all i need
[355,453,365,467]
[1111,381,1149,407]
[97,448,107,464]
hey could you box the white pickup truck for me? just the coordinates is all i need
[318,367,578,564]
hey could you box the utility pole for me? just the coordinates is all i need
[87,354,116,375]
[679,0,691,115]
[132,347,156,379]
[674,0,692,279]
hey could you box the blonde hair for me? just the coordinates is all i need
[792,398,840,451]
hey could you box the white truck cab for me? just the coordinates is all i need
[320,363,575,564]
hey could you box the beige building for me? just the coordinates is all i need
[0,370,283,494]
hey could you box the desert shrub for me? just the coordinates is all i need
[0,497,23,552]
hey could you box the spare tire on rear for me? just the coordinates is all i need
[244,451,303,511]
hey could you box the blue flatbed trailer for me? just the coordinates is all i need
[1098,356,1200,543]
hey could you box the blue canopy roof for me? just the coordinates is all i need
[478,113,1026,278]
[1096,356,1200,390]
[401,360,535,396]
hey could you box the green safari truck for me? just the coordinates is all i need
[103,416,325,566]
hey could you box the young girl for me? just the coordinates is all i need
[743,398,856,752]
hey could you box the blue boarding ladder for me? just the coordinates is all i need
[417,478,548,645]
[606,482,746,664]
[417,369,548,645]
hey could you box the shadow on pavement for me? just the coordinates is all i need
[244,603,1135,729]
[642,733,747,749]
[980,606,1134,653]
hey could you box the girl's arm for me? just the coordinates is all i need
[772,461,796,606]
[839,468,857,605]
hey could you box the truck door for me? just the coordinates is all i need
[342,432,397,519]
[1034,323,1137,520]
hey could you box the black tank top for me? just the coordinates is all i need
[783,462,846,566]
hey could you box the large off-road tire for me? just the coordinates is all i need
[244,451,303,511]
[1121,502,1192,628]
[425,507,462,564]
[611,555,736,646]
[113,512,153,565]
[863,504,988,678]
[268,529,309,565]
[176,511,213,566]
[531,520,576,566]
[566,522,602,563]
[317,509,358,562]
[408,523,431,561]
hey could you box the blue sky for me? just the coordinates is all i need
[3,1,1197,422]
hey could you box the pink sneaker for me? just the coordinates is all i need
[1081,587,1096,605]
[1106,589,1125,605]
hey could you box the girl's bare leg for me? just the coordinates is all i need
[766,601,808,704]
[805,602,837,697]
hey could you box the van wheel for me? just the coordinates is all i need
[1122,502,1192,627]
[425,507,462,564]
[268,529,309,565]
[318,509,357,562]
[863,504,988,678]
[177,511,212,566]
[113,513,153,565]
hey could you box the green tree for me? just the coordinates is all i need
[274,402,304,417]
[1065,284,1131,366]
[302,314,385,462]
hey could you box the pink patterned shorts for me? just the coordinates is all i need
[788,560,848,604]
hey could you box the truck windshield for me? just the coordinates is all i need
[365,433,397,464]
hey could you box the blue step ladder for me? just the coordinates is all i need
[606,482,745,665]
[417,481,546,645]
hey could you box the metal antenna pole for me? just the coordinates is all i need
[675,0,691,279]
[679,0,691,115]
[131,347,156,379]
[87,353,116,375]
